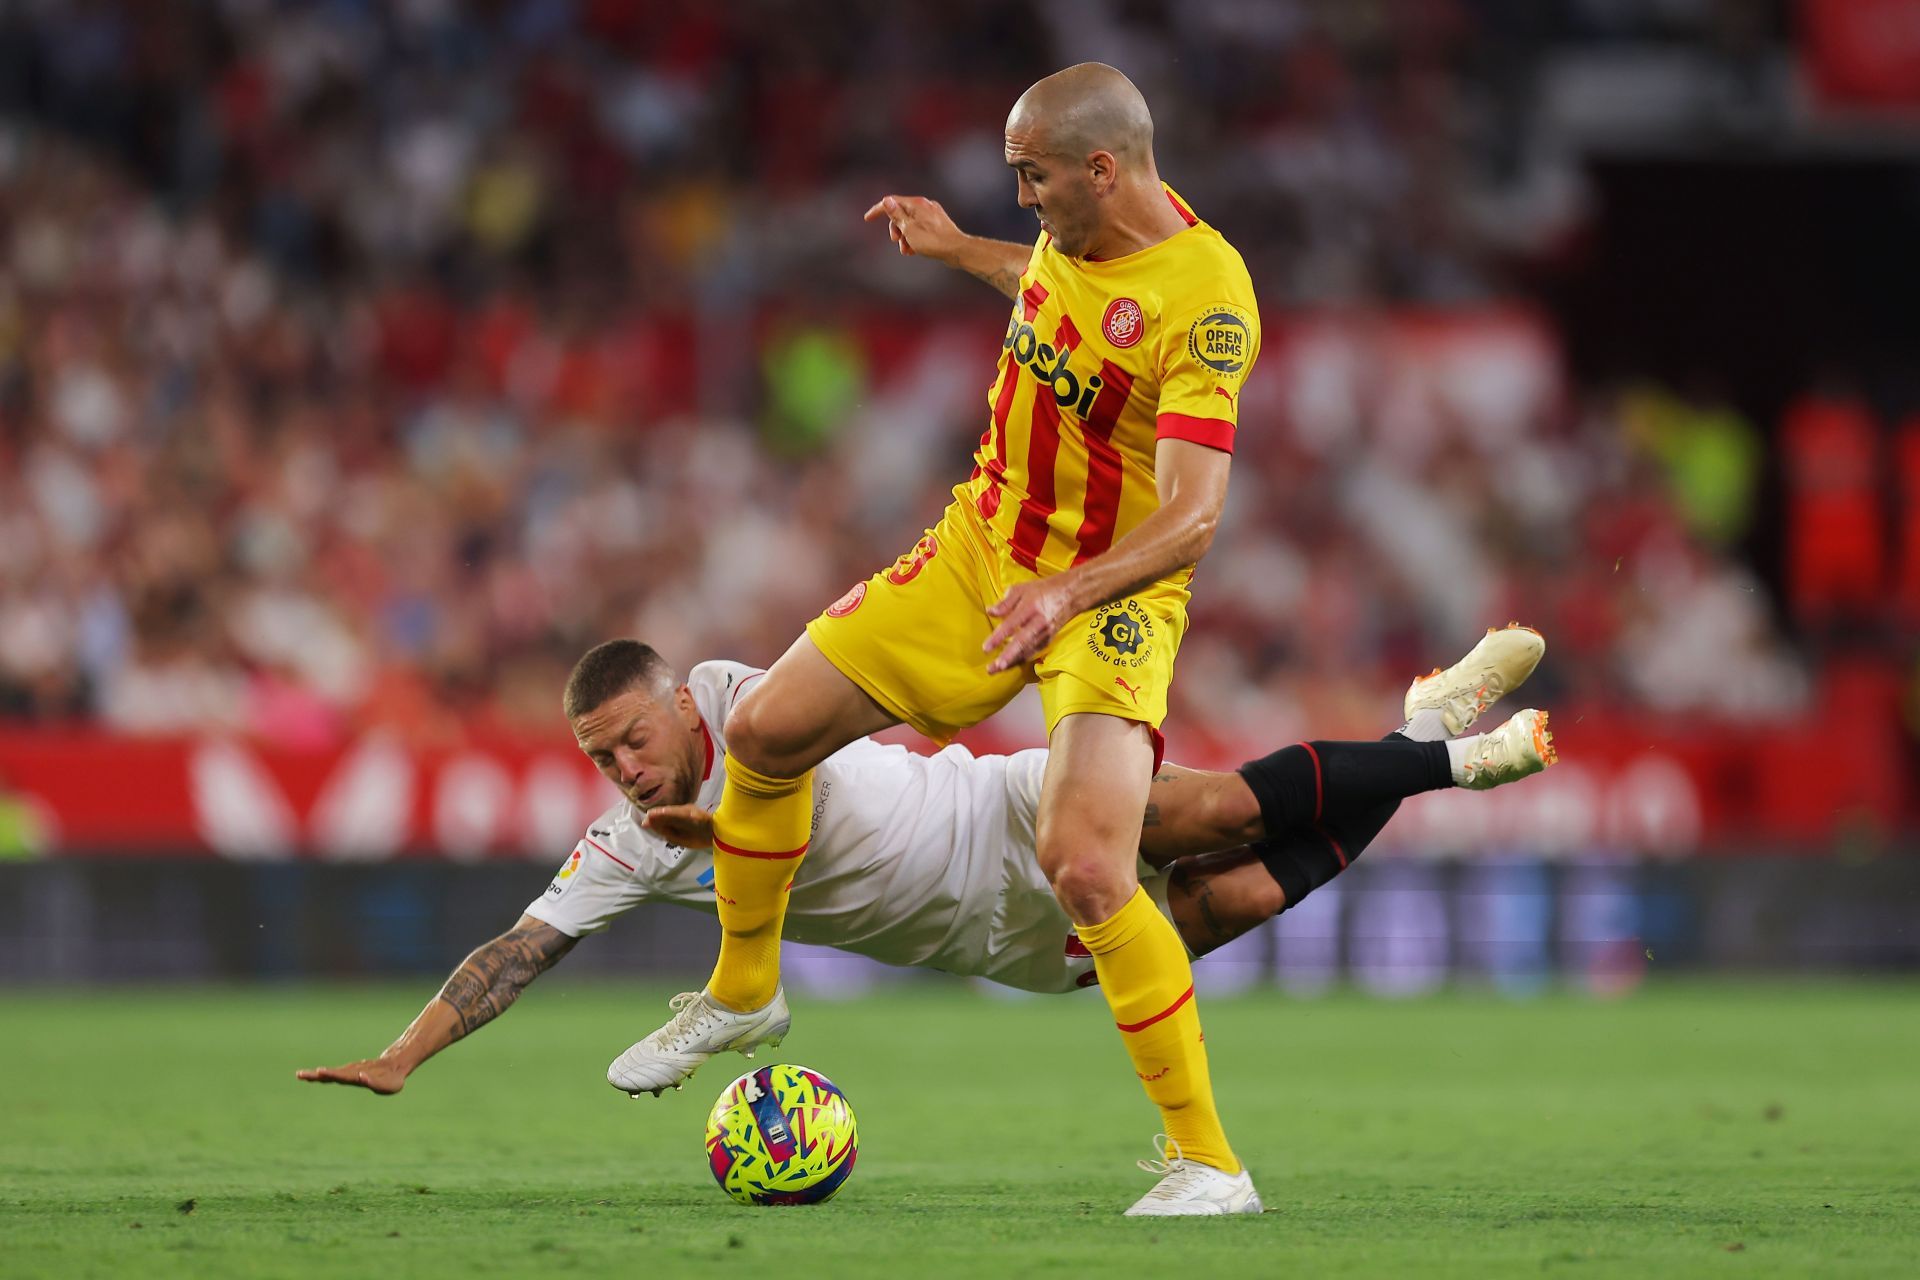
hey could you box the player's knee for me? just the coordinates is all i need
[1045,854,1135,924]
[1248,871,1288,920]
[722,696,806,778]
[1204,777,1265,845]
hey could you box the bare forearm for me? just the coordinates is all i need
[944,236,1031,299]
[1064,499,1219,613]
[382,918,576,1074]
[1058,440,1231,614]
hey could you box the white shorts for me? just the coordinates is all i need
[977,750,1175,994]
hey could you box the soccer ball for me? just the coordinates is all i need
[704,1064,859,1206]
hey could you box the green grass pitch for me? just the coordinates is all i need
[2,980,1916,1278]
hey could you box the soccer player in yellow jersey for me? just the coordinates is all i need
[616,63,1265,1215]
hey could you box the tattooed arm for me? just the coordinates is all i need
[295,915,577,1095]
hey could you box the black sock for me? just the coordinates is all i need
[1237,734,1450,832]
[1240,733,1446,910]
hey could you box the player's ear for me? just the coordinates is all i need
[1087,149,1117,193]
[675,685,699,728]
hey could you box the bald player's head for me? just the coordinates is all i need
[1004,64,1165,258]
[1008,63,1156,167]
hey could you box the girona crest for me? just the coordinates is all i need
[1102,297,1144,348]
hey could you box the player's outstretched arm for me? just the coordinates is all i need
[295,914,577,1095]
[863,195,1030,299]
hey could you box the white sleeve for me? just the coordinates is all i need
[522,834,651,938]
[689,659,767,719]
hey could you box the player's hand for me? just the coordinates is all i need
[983,577,1084,674]
[295,1057,408,1095]
[862,195,965,262]
[641,804,715,848]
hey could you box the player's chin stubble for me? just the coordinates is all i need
[636,774,691,812]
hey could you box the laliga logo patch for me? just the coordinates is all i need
[547,847,583,898]
[1102,297,1144,349]
[825,581,867,618]
[1187,304,1252,375]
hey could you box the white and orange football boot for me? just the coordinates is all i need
[1405,623,1547,736]
[1454,707,1559,790]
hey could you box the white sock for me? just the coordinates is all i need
[1444,735,1482,786]
[1398,708,1449,743]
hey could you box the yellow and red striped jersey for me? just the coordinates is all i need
[959,186,1259,577]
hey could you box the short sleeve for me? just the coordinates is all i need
[1155,297,1260,454]
[523,827,650,937]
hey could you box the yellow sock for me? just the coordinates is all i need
[1076,886,1240,1174]
[707,754,812,1012]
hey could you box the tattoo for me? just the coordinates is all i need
[1168,864,1235,947]
[1143,771,1175,830]
[971,265,1021,299]
[435,922,576,1040]
[1153,771,1176,783]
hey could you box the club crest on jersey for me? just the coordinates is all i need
[1102,297,1144,348]
[1187,304,1253,376]
[825,581,867,618]
[1087,599,1156,669]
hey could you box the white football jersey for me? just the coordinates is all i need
[524,660,1165,993]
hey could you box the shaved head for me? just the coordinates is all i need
[1007,63,1155,166]
[1002,63,1181,259]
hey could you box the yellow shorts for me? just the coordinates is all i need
[805,495,1188,745]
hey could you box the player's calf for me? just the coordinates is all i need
[1165,851,1285,956]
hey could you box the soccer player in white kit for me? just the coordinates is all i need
[298,631,1553,1111]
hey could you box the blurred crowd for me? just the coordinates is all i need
[0,0,1909,750]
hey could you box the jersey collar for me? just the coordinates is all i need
[1081,185,1200,263]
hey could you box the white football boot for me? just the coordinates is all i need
[1124,1136,1264,1217]
[607,986,791,1098]
[1404,623,1547,736]
[1454,708,1558,790]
